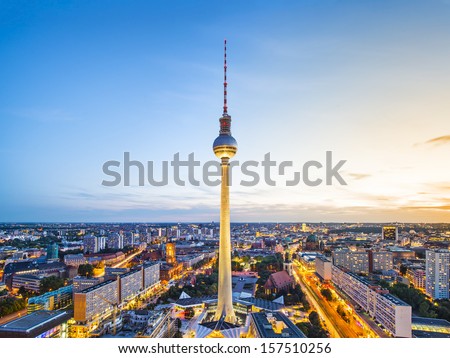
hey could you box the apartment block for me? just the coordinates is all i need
[332,265,412,337]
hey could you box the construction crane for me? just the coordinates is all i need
[94,293,120,336]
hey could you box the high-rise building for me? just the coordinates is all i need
[315,255,332,281]
[83,235,98,254]
[212,39,238,324]
[382,226,398,241]
[426,249,450,299]
[46,243,59,260]
[108,232,124,250]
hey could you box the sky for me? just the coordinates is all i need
[1,0,450,223]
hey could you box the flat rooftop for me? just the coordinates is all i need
[238,297,285,311]
[0,310,71,338]
[175,295,217,307]
[412,317,450,327]
[80,279,115,293]
[250,312,306,338]
[380,293,409,306]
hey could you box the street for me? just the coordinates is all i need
[293,263,377,338]
[0,308,27,326]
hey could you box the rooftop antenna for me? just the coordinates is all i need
[223,39,228,115]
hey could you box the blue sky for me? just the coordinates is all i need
[1,0,450,222]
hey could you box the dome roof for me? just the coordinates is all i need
[306,234,318,242]
[213,134,238,149]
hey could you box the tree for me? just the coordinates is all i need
[17,286,34,299]
[301,296,310,311]
[321,288,333,301]
[297,313,329,338]
[296,322,309,337]
[39,276,65,293]
[173,331,183,338]
[399,264,407,276]
[0,297,26,318]
[309,311,321,326]
[78,264,94,277]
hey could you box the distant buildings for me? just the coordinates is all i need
[160,242,183,282]
[425,249,450,299]
[46,243,59,261]
[304,234,320,251]
[64,253,86,267]
[109,232,124,250]
[83,235,105,254]
[332,265,412,337]
[165,242,176,265]
[177,252,213,269]
[85,252,125,266]
[382,226,398,241]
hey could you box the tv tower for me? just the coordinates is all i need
[213,39,238,323]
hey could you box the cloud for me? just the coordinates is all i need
[403,205,450,211]
[347,173,371,180]
[424,182,450,192]
[415,135,450,147]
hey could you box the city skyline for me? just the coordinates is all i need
[2,1,450,223]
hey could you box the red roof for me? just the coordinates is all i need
[263,270,294,290]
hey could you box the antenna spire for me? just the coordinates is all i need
[223,39,228,114]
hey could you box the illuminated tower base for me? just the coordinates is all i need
[214,157,236,323]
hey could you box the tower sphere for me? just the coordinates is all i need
[213,134,238,159]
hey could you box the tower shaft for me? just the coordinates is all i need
[214,157,236,322]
